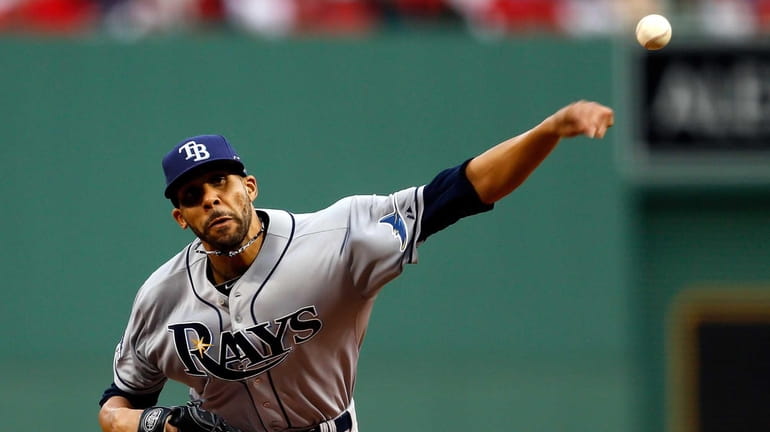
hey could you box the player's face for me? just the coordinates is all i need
[172,171,258,252]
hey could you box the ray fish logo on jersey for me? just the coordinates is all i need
[168,306,322,381]
[379,195,408,252]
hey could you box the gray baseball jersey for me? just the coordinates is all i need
[112,187,424,432]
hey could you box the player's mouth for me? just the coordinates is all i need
[208,216,232,229]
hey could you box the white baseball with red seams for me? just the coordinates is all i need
[636,14,672,50]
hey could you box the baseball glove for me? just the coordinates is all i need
[138,402,242,432]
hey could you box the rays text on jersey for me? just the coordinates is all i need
[168,306,323,381]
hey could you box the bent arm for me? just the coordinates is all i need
[99,396,143,432]
[99,396,178,432]
[466,100,614,204]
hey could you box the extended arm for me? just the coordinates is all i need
[466,100,614,204]
[417,101,613,241]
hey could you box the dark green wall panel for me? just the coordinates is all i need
[0,35,631,432]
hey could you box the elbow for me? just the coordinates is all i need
[98,396,134,432]
[465,159,526,205]
[98,404,114,432]
[472,177,525,205]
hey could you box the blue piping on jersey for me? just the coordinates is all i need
[240,380,269,431]
[406,188,421,263]
[249,210,296,428]
[186,241,224,333]
[249,210,296,320]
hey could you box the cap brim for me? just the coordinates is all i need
[164,160,246,199]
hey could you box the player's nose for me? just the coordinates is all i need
[200,184,221,208]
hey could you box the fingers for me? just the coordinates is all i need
[572,101,614,139]
[593,111,614,139]
[545,100,615,139]
[593,126,607,139]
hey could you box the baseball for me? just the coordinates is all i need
[635,14,672,50]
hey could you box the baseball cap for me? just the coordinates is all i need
[162,134,247,199]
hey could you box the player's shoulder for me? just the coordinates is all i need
[289,195,378,234]
[273,197,355,238]
[288,188,420,234]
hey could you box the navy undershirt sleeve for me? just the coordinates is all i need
[99,382,161,409]
[419,159,494,242]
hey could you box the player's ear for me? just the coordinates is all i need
[244,175,258,201]
[172,208,188,229]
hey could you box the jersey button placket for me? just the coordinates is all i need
[251,394,283,428]
[230,291,243,326]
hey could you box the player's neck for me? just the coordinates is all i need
[207,254,255,285]
[206,216,266,284]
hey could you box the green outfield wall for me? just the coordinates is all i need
[1,33,768,432]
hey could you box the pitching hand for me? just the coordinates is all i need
[545,100,615,139]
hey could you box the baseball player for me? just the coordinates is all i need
[98,100,614,432]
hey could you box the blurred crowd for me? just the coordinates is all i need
[0,0,767,40]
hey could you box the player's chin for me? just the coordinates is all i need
[206,230,246,251]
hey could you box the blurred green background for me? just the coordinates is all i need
[1,33,768,432]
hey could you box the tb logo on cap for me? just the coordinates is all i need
[178,140,210,162]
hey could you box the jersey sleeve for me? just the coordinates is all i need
[345,187,424,297]
[419,159,494,241]
[99,382,161,408]
[111,290,168,397]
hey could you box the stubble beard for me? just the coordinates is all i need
[192,200,254,253]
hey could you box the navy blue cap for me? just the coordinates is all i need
[162,134,246,199]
